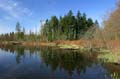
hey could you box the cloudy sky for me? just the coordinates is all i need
[0,0,118,34]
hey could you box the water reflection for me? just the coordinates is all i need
[0,45,119,79]
[40,47,97,76]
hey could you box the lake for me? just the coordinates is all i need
[0,45,119,79]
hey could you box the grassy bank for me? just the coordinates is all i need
[23,40,120,64]
[0,40,120,64]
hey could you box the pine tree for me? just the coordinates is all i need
[16,22,21,40]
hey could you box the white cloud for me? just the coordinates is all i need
[0,0,32,19]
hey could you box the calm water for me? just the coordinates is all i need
[0,45,119,79]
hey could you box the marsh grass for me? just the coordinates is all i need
[98,49,120,63]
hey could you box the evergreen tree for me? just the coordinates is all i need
[16,22,21,40]
[40,10,94,41]
[16,22,21,33]
[49,16,59,41]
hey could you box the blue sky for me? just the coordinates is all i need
[0,0,118,34]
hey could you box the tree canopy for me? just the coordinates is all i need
[40,10,96,41]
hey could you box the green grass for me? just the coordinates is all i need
[98,49,120,63]
[48,43,56,46]
[58,44,80,49]
[100,49,111,53]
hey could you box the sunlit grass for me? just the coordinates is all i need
[58,44,80,49]
[98,49,120,63]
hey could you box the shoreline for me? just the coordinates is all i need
[0,40,120,64]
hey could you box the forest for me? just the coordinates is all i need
[40,10,98,41]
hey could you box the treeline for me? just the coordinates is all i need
[40,10,99,41]
[0,10,99,42]
[0,22,40,41]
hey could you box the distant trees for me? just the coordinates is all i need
[40,10,95,41]
[15,22,25,40]
[0,32,15,41]
[0,22,40,41]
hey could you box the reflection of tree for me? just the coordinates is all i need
[0,45,15,53]
[16,47,25,64]
[0,45,98,76]
[0,45,38,64]
[40,47,96,76]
